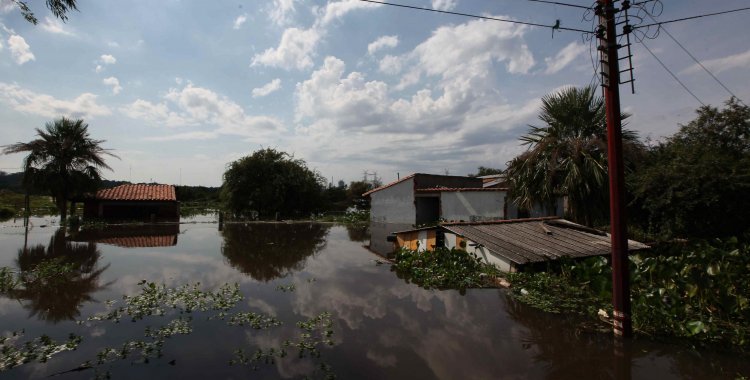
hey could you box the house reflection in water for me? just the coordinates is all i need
[70,224,180,248]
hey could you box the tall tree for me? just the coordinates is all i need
[2,118,116,221]
[506,86,642,226]
[630,98,750,239]
[221,148,325,219]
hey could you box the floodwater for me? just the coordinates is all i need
[0,215,747,379]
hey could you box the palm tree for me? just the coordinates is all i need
[2,118,117,221]
[506,86,642,226]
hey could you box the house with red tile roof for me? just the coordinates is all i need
[83,184,179,220]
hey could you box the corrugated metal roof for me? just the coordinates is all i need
[416,187,508,192]
[441,218,649,265]
[95,184,176,201]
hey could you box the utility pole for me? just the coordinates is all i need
[598,0,631,338]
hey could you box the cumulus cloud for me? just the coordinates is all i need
[40,16,75,36]
[251,27,320,70]
[367,35,398,55]
[102,76,122,95]
[544,41,587,74]
[121,83,285,140]
[268,0,296,26]
[252,0,381,70]
[378,55,402,75]
[252,78,282,98]
[7,35,34,64]
[233,14,247,30]
[100,54,116,64]
[681,48,750,75]
[0,82,111,118]
[432,0,457,11]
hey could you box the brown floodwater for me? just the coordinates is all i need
[0,216,747,379]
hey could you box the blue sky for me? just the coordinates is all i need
[1,0,748,186]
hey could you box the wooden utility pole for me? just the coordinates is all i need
[598,0,632,338]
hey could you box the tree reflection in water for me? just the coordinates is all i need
[10,227,111,323]
[345,224,369,243]
[221,223,330,282]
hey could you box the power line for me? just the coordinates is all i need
[358,0,592,33]
[642,12,746,105]
[527,0,591,10]
[633,6,750,30]
[638,38,705,106]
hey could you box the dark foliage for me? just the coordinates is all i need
[468,166,503,177]
[220,148,325,219]
[629,98,750,239]
[392,247,500,291]
[12,0,78,24]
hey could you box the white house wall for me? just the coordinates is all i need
[370,178,415,224]
[440,191,505,222]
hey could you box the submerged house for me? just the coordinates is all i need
[364,173,562,225]
[83,184,179,220]
[392,217,648,272]
[71,224,180,248]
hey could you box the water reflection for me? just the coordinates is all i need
[220,222,330,281]
[345,224,369,242]
[368,222,411,256]
[70,223,179,247]
[8,227,111,323]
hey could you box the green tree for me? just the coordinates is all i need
[468,166,503,177]
[630,98,750,239]
[506,86,642,226]
[347,181,373,210]
[2,118,116,222]
[221,148,325,219]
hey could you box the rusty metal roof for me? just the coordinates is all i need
[95,184,176,201]
[441,218,649,265]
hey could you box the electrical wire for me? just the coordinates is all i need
[638,37,705,106]
[641,12,746,105]
[358,0,592,33]
[633,6,750,30]
[527,0,591,10]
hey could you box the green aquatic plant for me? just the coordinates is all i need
[0,331,82,371]
[275,283,296,292]
[393,247,501,290]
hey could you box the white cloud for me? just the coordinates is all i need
[232,14,247,30]
[95,65,103,73]
[252,78,282,98]
[0,38,3,51]
[681,49,750,75]
[251,27,320,70]
[544,41,587,74]
[40,16,75,36]
[268,0,296,26]
[7,35,34,64]
[99,54,116,65]
[367,35,398,55]
[0,82,111,119]
[378,55,402,75]
[144,131,219,141]
[102,76,122,95]
[252,0,381,71]
[432,0,457,11]
[121,83,285,140]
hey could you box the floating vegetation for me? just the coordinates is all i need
[95,318,193,365]
[0,267,17,293]
[88,281,243,322]
[507,238,750,351]
[227,312,282,329]
[0,331,82,371]
[275,283,296,292]
[393,248,501,290]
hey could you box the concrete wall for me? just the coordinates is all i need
[370,178,415,224]
[440,191,505,222]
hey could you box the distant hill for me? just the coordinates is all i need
[0,171,219,202]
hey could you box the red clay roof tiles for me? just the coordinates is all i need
[95,184,176,201]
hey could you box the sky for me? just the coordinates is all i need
[0,0,748,187]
